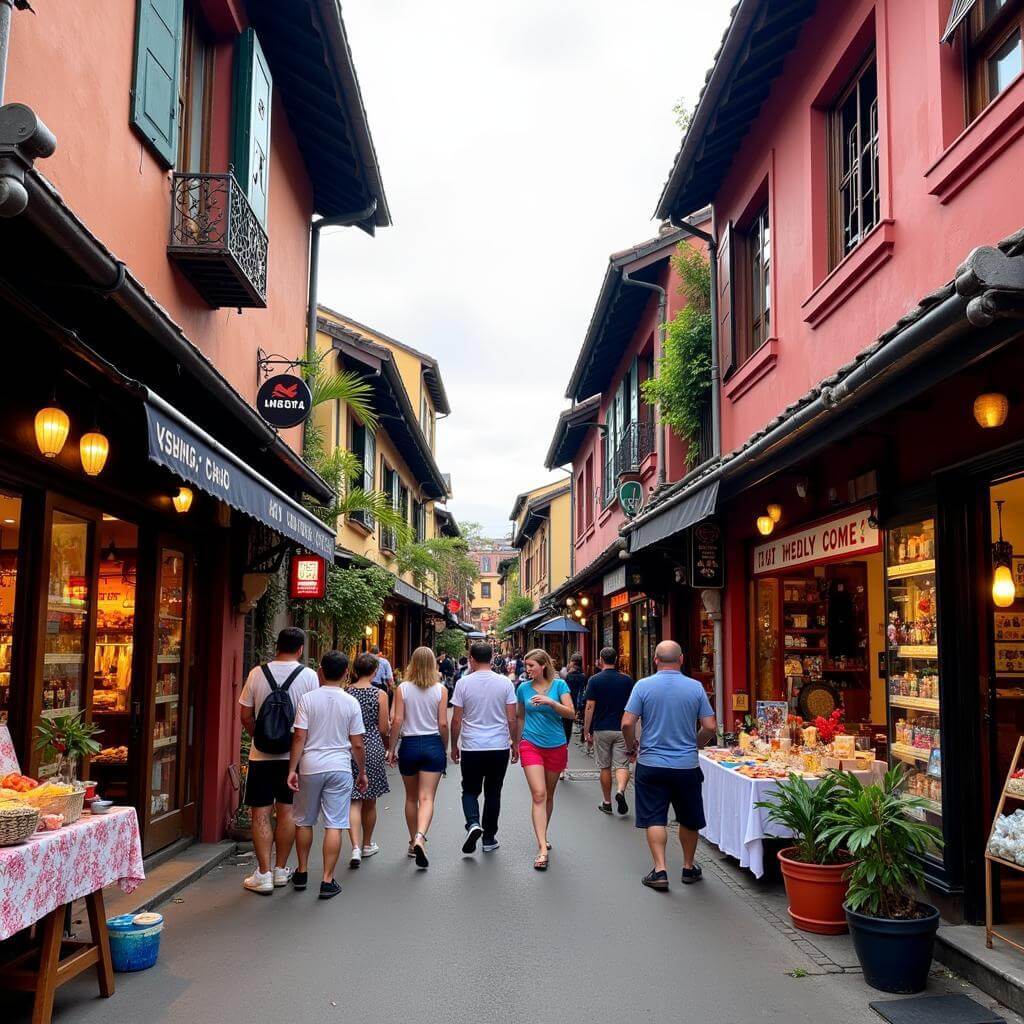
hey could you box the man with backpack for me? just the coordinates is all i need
[238,627,320,894]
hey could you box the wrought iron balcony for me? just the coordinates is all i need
[614,417,657,479]
[168,172,268,308]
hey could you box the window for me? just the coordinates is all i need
[967,0,1024,119]
[584,455,594,529]
[177,5,213,172]
[747,205,771,356]
[829,55,879,267]
[380,464,401,553]
[349,421,375,529]
[131,0,185,166]
[413,501,426,542]
[231,28,273,225]
[481,556,492,574]
[576,472,585,537]
[481,582,492,599]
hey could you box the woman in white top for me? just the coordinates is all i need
[387,646,448,868]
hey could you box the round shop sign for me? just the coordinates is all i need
[256,374,313,429]
[618,480,644,518]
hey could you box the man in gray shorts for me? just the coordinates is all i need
[287,651,367,899]
[583,647,635,816]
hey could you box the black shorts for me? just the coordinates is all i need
[634,764,705,830]
[244,760,293,808]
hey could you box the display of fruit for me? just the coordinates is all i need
[20,782,75,807]
[1,772,39,792]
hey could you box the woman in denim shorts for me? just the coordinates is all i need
[388,647,448,869]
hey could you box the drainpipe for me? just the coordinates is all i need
[305,200,378,364]
[679,219,721,458]
[621,271,667,484]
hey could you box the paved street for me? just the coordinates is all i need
[12,743,1018,1024]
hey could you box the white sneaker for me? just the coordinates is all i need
[361,843,380,858]
[244,870,273,894]
[349,848,362,869]
[272,867,292,887]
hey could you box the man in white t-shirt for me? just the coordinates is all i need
[238,627,319,894]
[450,641,518,854]
[287,651,367,900]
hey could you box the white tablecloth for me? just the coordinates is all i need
[698,754,885,879]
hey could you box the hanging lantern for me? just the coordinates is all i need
[79,431,110,476]
[974,392,1009,429]
[993,500,1016,608]
[172,487,193,513]
[580,617,586,627]
[767,503,783,523]
[621,610,630,623]
[35,405,70,458]
[756,514,774,536]
[385,612,394,623]
[566,597,575,607]
[573,608,582,618]
[364,625,373,637]
[580,596,590,607]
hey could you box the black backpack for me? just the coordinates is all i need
[253,664,304,754]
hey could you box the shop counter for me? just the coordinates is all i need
[698,753,884,879]
[0,806,144,1023]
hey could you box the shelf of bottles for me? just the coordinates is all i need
[885,518,944,841]
[151,549,184,820]
[37,513,92,774]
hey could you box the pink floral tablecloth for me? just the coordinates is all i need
[0,807,145,940]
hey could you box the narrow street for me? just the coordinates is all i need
[13,743,1016,1024]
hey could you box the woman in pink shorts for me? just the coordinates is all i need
[516,648,576,870]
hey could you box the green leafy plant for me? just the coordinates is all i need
[756,770,849,865]
[641,241,712,467]
[35,711,102,776]
[434,628,469,660]
[397,536,478,600]
[497,594,534,638]
[821,766,943,919]
[293,563,396,652]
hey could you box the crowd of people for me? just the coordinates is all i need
[238,626,715,898]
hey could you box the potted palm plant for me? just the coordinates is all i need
[757,771,852,934]
[821,765,943,994]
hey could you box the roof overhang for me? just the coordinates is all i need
[655,0,816,223]
[565,218,709,403]
[319,318,448,499]
[511,485,570,547]
[545,394,602,469]
[434,506,460,538]
[246,0,390,229]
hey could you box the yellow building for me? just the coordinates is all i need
[469,543,517,634]
[313,308,456,665]
[510,482,571,607]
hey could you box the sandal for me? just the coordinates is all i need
[533,854,549,871]
[413,832,429,869]
[407,841,416,858]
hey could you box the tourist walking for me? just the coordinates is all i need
[516,648,574,871]
[583,647,634,816]
[622,640,716,892]
[564,653,588,745]
[286,651,367,900]
[238,627,320,894]
[450,641,518,854]
[388,646,448,868]
[370,644,394,697]
[346,652,390,867]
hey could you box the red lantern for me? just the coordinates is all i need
[447,598,461,614]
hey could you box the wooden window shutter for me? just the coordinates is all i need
[717,223,737,380]
[232,28,274,224]
[130,0,184,167]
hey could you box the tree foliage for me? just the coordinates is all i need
[434,627,469,660]
[641,241,712,467]
[497,594,534,638]
[397,535,478,600]
[294,563,396,652]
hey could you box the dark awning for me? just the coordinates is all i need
[504,609,546,633]
[425,595,445,615]
[630,479,719,554]
[145,391,335,560]
[393,578,425,605]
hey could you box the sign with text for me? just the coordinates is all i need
[690,520,724,589]
[618,480,643,518]
[256,374,313,429]
[603,565,627,596]
[753,507,879,575]
[290,555,326,599]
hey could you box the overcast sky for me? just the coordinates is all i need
[318,1,734,538]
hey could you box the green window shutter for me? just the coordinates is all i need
[232,28,273,225]
[130,0,184,167]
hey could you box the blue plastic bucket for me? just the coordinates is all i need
[107,912,163,972]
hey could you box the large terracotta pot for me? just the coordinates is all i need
[777,847,851,935]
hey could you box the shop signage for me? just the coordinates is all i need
[609,592,631,610]
[145,399,335,560]
[752,507,879,575]
[603,565,627,596]
[618,480,643,518]
[290,555,326,599]
[256,374,313,429]
[447,598,461,614]
[690,520,724,589]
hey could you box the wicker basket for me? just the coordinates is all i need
[1007,777,1024,798]
[0,804,41,845]
[35,787,86,825]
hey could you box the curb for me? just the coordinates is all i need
[935,932,1024,1018]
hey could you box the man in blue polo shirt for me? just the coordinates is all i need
[622,640,716,892]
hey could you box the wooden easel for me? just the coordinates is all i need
[986,735,1024,951]
[0,888,114,1024]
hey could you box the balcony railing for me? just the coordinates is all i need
[168,172,268,308]
[614,417,656,480]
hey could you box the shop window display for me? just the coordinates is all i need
[152,549,185,820]
[0,492,22,726]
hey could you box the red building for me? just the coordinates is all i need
[0,0,387,854]
[622,0,1024,922]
